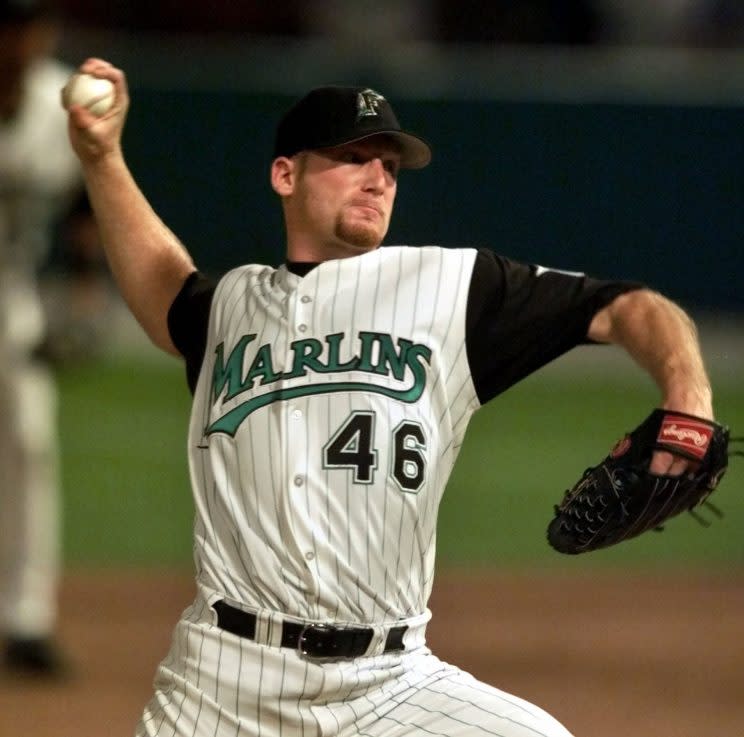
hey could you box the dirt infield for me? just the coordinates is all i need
[2,568,743,737]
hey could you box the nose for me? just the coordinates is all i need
[361,158,387,192]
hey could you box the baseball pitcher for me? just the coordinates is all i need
[64,57,722,737]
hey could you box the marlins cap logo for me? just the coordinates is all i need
[356,89,385,119]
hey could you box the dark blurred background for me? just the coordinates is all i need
[51,1,744,313]
[52,1,744,46]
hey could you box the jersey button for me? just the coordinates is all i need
[294,475,304,486]
[305,551,315,561]
[298,324,307,333]
[300,295,312,304]
[292,409,302,420]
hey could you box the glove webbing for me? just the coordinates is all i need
[689,436,743,527]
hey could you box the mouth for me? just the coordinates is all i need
[348,201,383,218]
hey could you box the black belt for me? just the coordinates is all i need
[213,600,408,658]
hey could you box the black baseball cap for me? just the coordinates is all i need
[273,86,432,170]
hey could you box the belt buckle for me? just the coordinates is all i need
[298,622,336,659]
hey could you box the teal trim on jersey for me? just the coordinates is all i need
[207,380,427,436]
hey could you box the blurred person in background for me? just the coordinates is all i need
[0,0,102,676]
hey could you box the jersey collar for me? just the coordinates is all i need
[286,261,319,277]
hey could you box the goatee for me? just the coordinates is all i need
[335,220,382,250]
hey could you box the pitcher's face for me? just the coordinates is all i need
[279,136,401,258]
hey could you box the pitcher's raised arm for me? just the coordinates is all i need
[64,58,195,355]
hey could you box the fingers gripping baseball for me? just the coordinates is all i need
[63,59,129,161]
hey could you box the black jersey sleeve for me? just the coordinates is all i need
[466,248,644,405]
[167,271,217,393]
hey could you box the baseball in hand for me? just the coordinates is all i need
[62,73,115,116]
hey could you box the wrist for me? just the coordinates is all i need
[661,385,713,420]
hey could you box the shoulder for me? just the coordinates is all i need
[377,244,477,258]
[352,246,478,308]
[218,263,274,283]
[211,263,278,302]
[369,245,479,271]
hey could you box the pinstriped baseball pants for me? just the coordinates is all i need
[135,600,574,737]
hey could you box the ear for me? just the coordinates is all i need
[271,157,296,196]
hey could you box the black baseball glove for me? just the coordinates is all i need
[547,409,735,554]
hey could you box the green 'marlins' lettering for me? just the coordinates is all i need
[207,331,432,437]
[284,338,325,379]
[326,332,360,372]
[212,334,256,403]
[357,332,418,380]
[246,343,281,386]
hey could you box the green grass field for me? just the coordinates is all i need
[57,353,744,570]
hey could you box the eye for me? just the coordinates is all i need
[383,159,400,178]
[340,151,364,164]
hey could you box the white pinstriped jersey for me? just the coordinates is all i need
[139,244,638,736]
[189,246,479,624]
